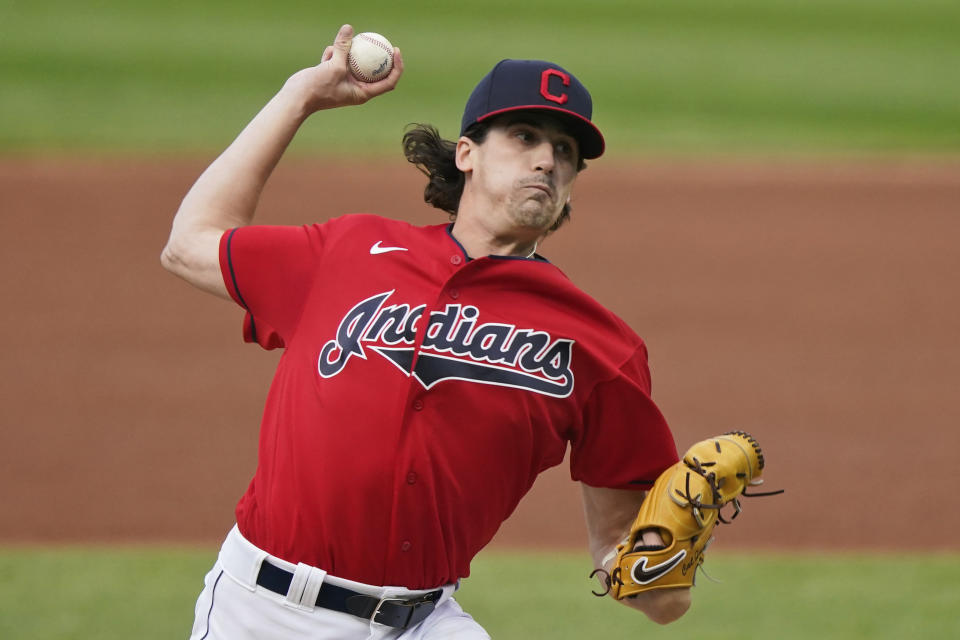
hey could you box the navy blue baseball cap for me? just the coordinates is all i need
[460,59,605,159]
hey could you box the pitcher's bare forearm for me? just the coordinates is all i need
[180,89,312,232]
[581,484,690,625]
[161,24,403,298]
[160,91,310,297]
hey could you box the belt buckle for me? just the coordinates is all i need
[372,594,436,630]
[371,596,406,628]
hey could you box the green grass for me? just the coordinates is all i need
[0,546,210,639]
[1,547,957,639]
[2,0,959,155]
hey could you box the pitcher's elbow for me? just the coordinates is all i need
[160,241,182,274]
[160,235,198,278]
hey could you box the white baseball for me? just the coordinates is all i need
[347,32,394,83]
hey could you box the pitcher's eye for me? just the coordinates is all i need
[515,129,535,143]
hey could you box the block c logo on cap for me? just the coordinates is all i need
[540,69,570,105]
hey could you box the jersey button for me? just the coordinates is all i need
[401,540,412,552]
[448,288,460,300]
[406,471,418,485]
[450,254,463,265]
[412,399,424,411]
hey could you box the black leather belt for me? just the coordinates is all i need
[256,560,442,630]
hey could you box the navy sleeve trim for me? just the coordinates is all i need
[225,228,259,344]
[225,229,249,309]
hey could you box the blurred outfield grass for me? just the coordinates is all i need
[0,547,956,639]
[2,0,959,156]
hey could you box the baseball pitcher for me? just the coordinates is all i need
[162,23,778,640]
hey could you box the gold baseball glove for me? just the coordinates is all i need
[591,431,782,598]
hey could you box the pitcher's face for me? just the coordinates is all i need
[457,115,580,234]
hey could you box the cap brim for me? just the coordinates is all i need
[476,105,605,159]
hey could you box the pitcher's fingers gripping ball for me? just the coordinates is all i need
[347,32,394,82]
[591,431,784,598]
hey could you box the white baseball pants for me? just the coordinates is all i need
[188,526,490,640]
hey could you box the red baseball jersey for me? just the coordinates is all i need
[219,214,678,589]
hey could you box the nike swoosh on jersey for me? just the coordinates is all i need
[630,550,687,584]
[370,241,409,255]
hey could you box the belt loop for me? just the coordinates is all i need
[300,565,327,609]
[284,563,327,611]
[248,551,268,592]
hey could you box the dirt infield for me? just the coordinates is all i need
[2,156,958,552]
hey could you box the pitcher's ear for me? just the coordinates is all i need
[455,137,475,173]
